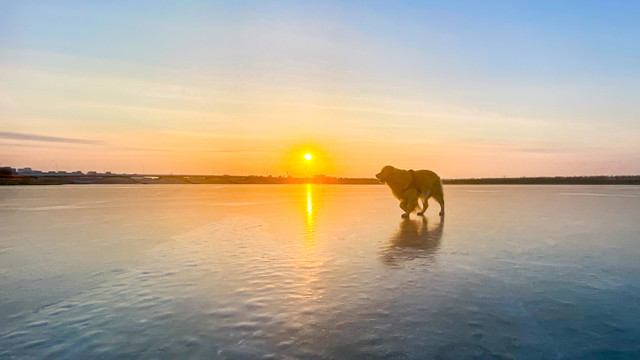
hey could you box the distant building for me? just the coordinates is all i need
[0,167,16,176]
[87,171,97,175]
[17,167,33,174]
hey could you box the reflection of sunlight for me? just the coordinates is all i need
[286,183,323,302]
[307,184,312,217]
[305,183,315,244]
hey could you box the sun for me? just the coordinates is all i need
[304,153,312,161]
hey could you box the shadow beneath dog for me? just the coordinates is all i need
[380,216,444,267]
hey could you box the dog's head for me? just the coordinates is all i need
[375,165,395,183]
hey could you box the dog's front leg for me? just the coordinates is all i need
[399,199,407,212]
[400,199,411,217]
[401,197,417,218]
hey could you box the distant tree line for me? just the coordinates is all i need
[443,176,640,185]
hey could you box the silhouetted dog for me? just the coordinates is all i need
[376,165,445,218]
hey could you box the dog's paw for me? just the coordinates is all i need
[401,213,410,218]
[439,212,445,216]
[417,211,425,216]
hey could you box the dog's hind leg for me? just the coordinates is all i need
[417,191,431,216]
[433,193,445,216]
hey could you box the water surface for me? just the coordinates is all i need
[1,184,639,359]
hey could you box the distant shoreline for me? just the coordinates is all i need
[443,176,640,185]
[1,174,639,186]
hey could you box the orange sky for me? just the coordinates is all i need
[2,2,640,178]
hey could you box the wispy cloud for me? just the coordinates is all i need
[0,131,101,144]
[120,146,277,154]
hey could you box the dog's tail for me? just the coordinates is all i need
[434,175,444,199]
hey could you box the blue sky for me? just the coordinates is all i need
[1,1,639,176]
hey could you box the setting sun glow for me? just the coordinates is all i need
[304,154,312,161]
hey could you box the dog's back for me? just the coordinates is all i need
[414,170,442,195]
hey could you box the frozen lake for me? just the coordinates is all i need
[1,184,639,359]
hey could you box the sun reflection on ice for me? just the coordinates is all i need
[285,183,324,303]
[305,183,316,244]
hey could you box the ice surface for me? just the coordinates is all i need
[1,184,639,359]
